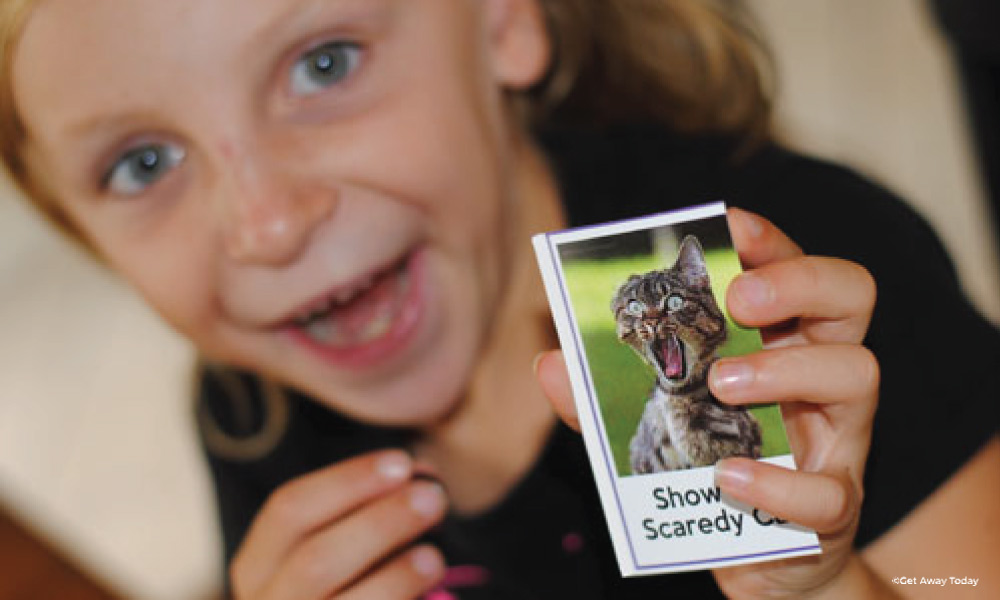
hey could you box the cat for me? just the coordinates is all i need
[611,235,762,474]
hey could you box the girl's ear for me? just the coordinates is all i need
[484,0,551,90]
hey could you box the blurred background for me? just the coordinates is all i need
[1,1,997,598]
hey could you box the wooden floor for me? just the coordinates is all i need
[0,505,121,600]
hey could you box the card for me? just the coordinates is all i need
[532,201,820,577]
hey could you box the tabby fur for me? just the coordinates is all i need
[611,235,762,473]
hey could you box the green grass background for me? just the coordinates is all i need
[562,249,791,477]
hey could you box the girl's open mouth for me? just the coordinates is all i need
[285,249,426,369]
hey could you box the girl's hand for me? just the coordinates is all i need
[229,450,447,600]
[536,208,888,599]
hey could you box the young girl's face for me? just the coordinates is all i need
[14,0,550,425]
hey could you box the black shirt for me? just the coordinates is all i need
[197,124,1000,598]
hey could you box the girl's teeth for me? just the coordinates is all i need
[301,262,411,347]
[305,318,336,344]
[358,311,393,343]
[303,301,395,347]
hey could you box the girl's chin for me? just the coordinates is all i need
[302,361,473,428]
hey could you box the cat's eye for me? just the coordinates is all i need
[104,143,185,197]
[626,299,645,316]
[666,294,684,312]
[290,41,362,96]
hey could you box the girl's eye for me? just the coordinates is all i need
[104,144,185,197]
[666,294,684,311]
[290,41,362,96]
[627,300,645,316]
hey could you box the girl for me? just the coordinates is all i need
[3,0,997,598]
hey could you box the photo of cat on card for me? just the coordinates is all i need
[549,208,791,478]
[613,235,763,474]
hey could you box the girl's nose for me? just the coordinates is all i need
[218,147,336,266]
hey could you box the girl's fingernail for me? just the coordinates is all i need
[740,210,764,238]
[715,460,754,491]
[712,360,754,392]
[532,352,545,375]
[410,481,447,518]
[376,451,412,481]
[411,545,445,578]
[734,273,773,307]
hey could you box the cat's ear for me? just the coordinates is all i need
[676,236,711,288]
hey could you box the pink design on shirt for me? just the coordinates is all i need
[424,564,491,599]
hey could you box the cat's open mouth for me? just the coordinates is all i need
[652,332,686,382]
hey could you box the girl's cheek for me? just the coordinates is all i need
[101,227,217,337]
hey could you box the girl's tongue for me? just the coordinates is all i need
[302,265,408,347]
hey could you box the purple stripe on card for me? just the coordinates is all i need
[632,545,822,572]
[545,201,725,240]
[546,232,642,570]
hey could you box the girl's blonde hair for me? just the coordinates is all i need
[533,0,771,134]
[0,0,771,243]
[0,0,77,236]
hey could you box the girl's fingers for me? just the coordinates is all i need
[715,458,859,535]
[709,344,879,412]
[337,545,446,600]
[535,351,580,432]
[231,450,414,597]
[727,207,804,268]
[727,256,876,344]
[263,480,448,600]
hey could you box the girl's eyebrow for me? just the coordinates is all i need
[66,111,155,139]
[61,0,390,138]
[62,0,386,141]
[246,0,391,53]
[244,0,337,54]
